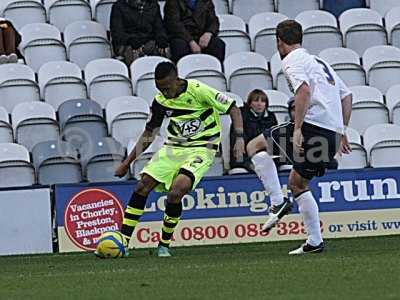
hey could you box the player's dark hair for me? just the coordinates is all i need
[155,62,177,80]
[276,20,303,45]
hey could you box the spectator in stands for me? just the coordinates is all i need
[230,89,278,172]
[0,18,22,64]
[164,0,225,63]
[110,0,170,65]
[323,0,366,18]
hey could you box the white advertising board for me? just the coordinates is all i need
[0,188,53,255]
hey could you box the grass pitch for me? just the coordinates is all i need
[1,235,399,300]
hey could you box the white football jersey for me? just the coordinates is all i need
[281,48,351,133]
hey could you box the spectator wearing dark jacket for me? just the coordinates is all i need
[323,0,366,18]
[230,89,278,172]
[164,0,225,63]
[110,0,170,65]
[0,18,22,64]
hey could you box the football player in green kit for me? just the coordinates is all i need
[115,61,245,257]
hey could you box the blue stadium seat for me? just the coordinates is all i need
[58,99,108,152]
[85,137,127,182]
[32,139,82,184]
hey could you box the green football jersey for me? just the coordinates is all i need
[146,79,235,149]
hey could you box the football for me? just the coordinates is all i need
[95,231,128,258]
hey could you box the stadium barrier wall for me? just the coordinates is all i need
[54,168,400,253]
[0,187,53,256]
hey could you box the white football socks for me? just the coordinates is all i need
[251,151,284,206]
[295,191,323,246]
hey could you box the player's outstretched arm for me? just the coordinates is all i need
[229,105,245,161]
[115,99,164,178]
[115,129,155,177]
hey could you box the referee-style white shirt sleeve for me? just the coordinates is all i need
[283,55,310,94]
[335,73,352,99]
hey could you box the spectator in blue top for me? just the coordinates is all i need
[323,0,366,18]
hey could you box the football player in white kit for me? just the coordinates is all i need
[247,20,353,254]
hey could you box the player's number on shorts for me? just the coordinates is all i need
[315,58,335,86]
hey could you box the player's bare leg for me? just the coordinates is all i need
[157,172,192,257]
[247,134,292,232]
[120,174,160,250]
[288,169,324,255]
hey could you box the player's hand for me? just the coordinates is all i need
[293,128,304,155]
[189,40,201,54]
[115,161,130,178]
[199,32,212,49]
[233,137,246,163]
[340,134,352,154]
